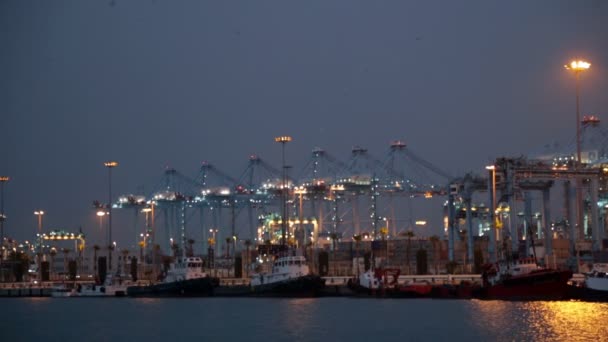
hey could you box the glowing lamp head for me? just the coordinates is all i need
[274,136,292,143]
[565,60,591,71]
[104,161,119,168]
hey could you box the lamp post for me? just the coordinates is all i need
[96,210,107,241]
[33,210,44,281]
[104,161,118,272]
[34,211,44,235]
[0,176,9,250]
[565,60,590,244]
[274,136,292,249]
[486,165,497,262]
[564,60,591,164]
[0,176,8,281]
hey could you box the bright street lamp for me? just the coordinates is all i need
[274,135,292,248]
[34,211,45,235]
[0,176,9,249]
[486,165,497,262]
[104,161,118,272]
[564,59,590,246]
[564,59,591,164]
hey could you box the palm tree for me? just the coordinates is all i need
[305,241,314,274]
[429,235,440,275]
[399,230,415,274]
[379,227,389,265]
[243,239,252,277]
[152,244,161,281]
[171,243,180,258]
[49,248,57,280]
[108,243,115,273]
[225,237,232,258]
[459,229,468,272]
[93,245,100,275]
[330,233,338,276]
[121,249,129,276]
[186,239,195,257]
[353,234,362,276]
[62,248,70,275]
[35,251,44,281]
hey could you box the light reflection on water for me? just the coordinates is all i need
[282,298,319,340]
[4,297,608,341]
[470,300,608,341]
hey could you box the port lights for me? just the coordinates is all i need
[564,60,591,71]
[274,136,292,143]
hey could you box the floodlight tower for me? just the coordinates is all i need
[275,136,292,248]
[104,161,118,271]
[564,59,590,244]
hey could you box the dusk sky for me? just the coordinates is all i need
[1,1,607,247]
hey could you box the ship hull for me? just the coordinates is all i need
[127,277,219,297]
[348,281,434,298]
[250,275,325,297]
[568,284,608,302]
[476,270,572,300]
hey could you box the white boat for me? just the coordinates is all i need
[584,263,608,291]
[568,263,608,301]
[249,255,325,297]
[50,285,77,298]
[74,275,128,297]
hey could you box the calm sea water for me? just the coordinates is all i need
[2,297,608,342]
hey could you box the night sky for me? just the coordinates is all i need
[1,1,607,247]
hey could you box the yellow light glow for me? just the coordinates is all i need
[565,60,591,71]
[415,220,427,226]
[274,136,292,143]
[485,165,495,170]
[104,161,118,168]
[0,176,9,182]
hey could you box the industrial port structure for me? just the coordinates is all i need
[1,59,604,281]
[99,114,608,274]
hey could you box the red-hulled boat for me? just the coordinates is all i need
[475,258,573,300]
[348,268,434,298]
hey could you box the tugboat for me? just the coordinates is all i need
[348,268,433,298]
[476,257,572,300]
[568,263,608,301]
[127,256,219,297]
[249,254,325,297]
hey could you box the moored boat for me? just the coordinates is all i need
[568,263,608,301]
[127,256,219,297]
[348,268,433,298]
[50,284,77,298]
[74,275,128,297]
[475,257,573,300]
[248,255,325,297]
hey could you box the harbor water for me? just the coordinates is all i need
[2,298,608,341]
